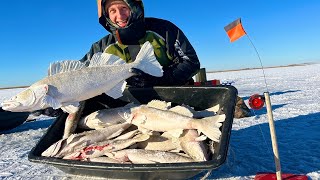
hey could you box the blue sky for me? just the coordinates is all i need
[1,0,320,87]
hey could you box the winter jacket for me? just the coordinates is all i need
[80,17,200,86]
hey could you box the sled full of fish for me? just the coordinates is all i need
[28,86,237,180]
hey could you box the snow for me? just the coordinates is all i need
[0,64,319,180]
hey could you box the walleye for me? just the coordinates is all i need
[178,130,208,161]
[1,41,163,114]
[78,103,139,130]
[125,105,226,142]
[106,149,195,164]
[42,123,131,158]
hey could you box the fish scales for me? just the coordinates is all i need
[127,105,226,142]
[32,65,137,104]
[1,41,163,113]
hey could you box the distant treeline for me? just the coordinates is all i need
[206,62,317,73]
[0,62,318,89]
[0,86,29,90]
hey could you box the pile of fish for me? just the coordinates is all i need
[42,100,226,164]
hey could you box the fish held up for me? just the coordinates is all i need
[1,41,163,114]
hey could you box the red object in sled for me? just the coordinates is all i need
[255,172,308,180]
[194,80,221,86]
[249,94,265,110]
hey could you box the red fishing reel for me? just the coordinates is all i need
[248,94,265,110]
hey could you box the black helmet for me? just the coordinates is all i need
[99,0,146,45]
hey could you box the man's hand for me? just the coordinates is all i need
[127,68,156,87]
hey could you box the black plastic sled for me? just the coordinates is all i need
[29,86,238,180]
[0,107,30,132]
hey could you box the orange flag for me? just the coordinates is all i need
[224,18,246,42]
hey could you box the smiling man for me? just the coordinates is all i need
[105,0,130,28]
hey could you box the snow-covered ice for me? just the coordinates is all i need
[0,63,319,179]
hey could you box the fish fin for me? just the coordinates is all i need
[43,95,62,109]
[89,52,124,67]
[48,60,86,76]
[166,129,184,138]
[195,135,207,141]
[146,100,170,110]
[61,102,80,114]
[169,105,194,117]
[28,84,49,107]
[105,81,127,99]
[207,104,220,113]
[194,104,220,118]
[132,41,163,77]
[137,127,152,134]
[41,139,64,157]
[65,134,79,145]
[32,84,49,97]
[133,134,150,142]
[160,131,173,138]
[194,114,226,142]
[169,149,181,153]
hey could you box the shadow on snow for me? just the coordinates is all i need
[195,112,320,179]
[0,118,54,134]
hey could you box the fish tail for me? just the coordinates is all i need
[132,41,163,77]
[193,114,226,142]
[41,139,65,157]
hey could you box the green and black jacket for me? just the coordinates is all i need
[80,17,200,86]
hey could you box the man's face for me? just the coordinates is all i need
[106,2,131,28]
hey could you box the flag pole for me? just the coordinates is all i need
[264,92,282,180]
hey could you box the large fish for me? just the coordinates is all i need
[77,103,139,130]
[1,41,163,114]
[124,105,226,142]
[106,149,195,164]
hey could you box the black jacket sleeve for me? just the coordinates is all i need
[163,26,200,85]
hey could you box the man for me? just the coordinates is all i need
[81,0,200,87]
[35,0,200,116]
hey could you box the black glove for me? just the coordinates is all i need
[127,56,199,88]
[127,68,158,88]
[31,107,63,117]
